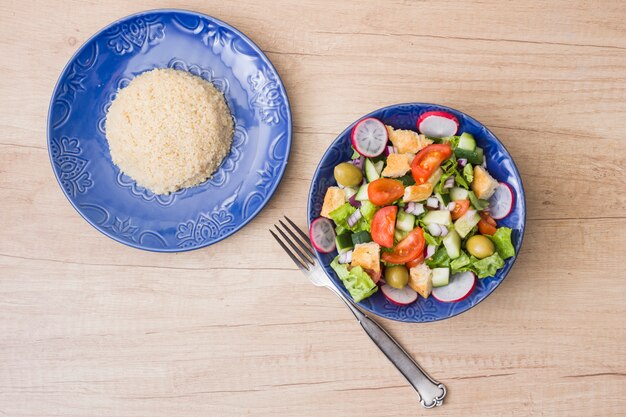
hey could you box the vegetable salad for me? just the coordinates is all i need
[311,114,516,305]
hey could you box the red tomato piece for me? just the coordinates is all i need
[478,211,497,235]
[451,199,470,220]
[367,178,405,206]
[382,227,425,264]
[411,144,453,184]
[371,206,397,248]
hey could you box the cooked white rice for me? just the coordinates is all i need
[105,68,234,195]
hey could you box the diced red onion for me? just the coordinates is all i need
[405,202,424,216]
[439,202,447,210]
[440,225,449,237]
[444,177,455,189]
[350,156,365,170]
[426,197,439,208]
[347,209,362,227]
[426,244,436,259]
[384,146,397,156]
[447,202,456,211]
[457,158,468,168]
[427,223,443,236]
[338,250,353,264]
[348,194,361,208]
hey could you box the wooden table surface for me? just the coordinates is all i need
[1,1,625,416]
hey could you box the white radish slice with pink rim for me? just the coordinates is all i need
[381,284,418,306]
[351,117,388,157]
[488,182,514,220]
[417,111,459,138]
[309,217,336,253]
[431,271,476,303]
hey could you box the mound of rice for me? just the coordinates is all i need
[105,68,234,195]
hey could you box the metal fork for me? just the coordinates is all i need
[271,216,447,408]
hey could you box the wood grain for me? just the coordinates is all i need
[1,0,625,416]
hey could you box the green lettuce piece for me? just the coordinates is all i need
[471,253,505,278]
[330,257,378,302]
[468,191,489,211]
[423,231,439,246]
[463,163,474,184]
[335,224,349,235]
[489,227,515,259]
[360,200,379,222]
[455,174,469,189]
[434,172,453,195]
[351,147,360,159]
[329,203,370,232]
[426,246,451,268]
[329,203,355,226]
[450,251,471,272]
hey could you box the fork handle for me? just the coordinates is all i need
[332,289,446,408]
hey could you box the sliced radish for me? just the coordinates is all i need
[488,182,514,220]
[351,117,388,157]
[381,284,418,306]
[309,217,336,253]
[432,271,476,303]
[417,111,459,138]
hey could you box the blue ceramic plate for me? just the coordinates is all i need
[308,103,525,322]
[48,9,291,251]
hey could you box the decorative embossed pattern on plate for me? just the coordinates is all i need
[307,103,525,322]
[50,136,94,198]
[48,10,291,251]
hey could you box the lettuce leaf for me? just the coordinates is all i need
[329,203,370,232]
[360,200,379,222]
[423,231,439,246]
[489,227,515,259]
[329,203,355,226]
[468,191,489,211]
[330,257,378,302]
[426,246,450,268]
[455,173,469,189]
[463,163,474,184]
[435,172,454,195]
[471,253,505,278]
[450,251,471,273]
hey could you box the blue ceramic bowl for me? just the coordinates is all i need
[48,9,291,251]
[307,103,525,322]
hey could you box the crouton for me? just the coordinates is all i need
[409,263,432,298]
[381,153,411,178]
[351,242,381,274]
[472,166,499,199]
[320,187,346,218]
[403,183,434,202]
[386,125,433,154]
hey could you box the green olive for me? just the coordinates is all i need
[334,162,363,187]
[466,235,495,259]
[385,265,409,289]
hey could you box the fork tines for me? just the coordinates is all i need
[270,216,316,271]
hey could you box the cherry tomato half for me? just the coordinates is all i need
[411,144,453,184]
[451,199,470,220]
[382,227,425,264]
[478,211,497,235]
[371,206,397,248]
[367,178,404,206]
